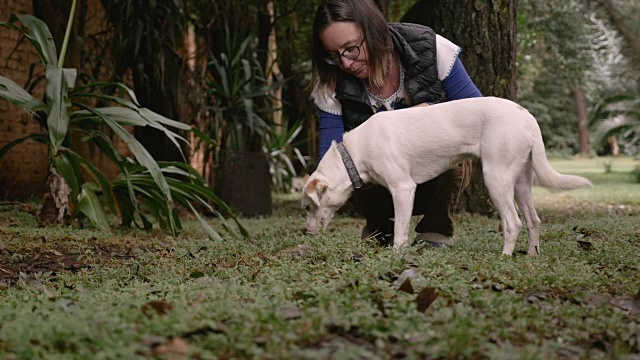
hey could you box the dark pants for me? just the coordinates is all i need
[355,161,472,240]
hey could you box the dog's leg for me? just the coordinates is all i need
[514,161,542,256]
[483,167,522,256]
[389,182,417,249]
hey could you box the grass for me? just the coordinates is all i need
[0,156,639,359]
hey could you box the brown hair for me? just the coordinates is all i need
[310,0,393,92]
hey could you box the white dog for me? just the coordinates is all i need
[301,97,592,255]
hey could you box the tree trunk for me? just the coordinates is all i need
[608,136,620,156]
[574,81,590,157]
[266,1,284,133]
[596,0,640,69]
[132,52,183,163]
[100,0,184,163]
[402,0,517,216]
[216,151,272,217]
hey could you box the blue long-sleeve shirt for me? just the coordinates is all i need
[317,57,482,161]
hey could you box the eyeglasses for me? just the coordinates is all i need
[324,40,364,65]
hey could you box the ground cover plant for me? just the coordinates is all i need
[0,157,638,359]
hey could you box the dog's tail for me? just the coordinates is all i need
[531,129,593,190]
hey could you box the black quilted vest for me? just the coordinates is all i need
[336,23,446,131]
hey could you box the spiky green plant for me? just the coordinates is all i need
[0,8,247,240]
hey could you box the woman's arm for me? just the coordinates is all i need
[442,58,482,100]
[317,110,345,161]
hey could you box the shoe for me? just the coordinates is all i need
[361,224,393,247]
[414,232,454,247]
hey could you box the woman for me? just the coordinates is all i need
[310,0,482,247]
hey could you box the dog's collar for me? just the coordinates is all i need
[336,142,364,189]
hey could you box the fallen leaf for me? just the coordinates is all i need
[610,296,640,315]
[189,271,205,279]
[416,287,438,312]
[577,240,593,251]
[47,249,63,256]
[142,300,174,318]
[33,281,55,299]
[142,335,166,348]
[278,306,303,320]
[398,278,414,294]
[491,283,514,292]
[351,253,364,263]
[182,325,226,338]
[153,337,189,357]
[189,292,206,308]
[276,244,310,258]
[371,293,387,318]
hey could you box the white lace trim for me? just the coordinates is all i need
[435,34,461,80]
[364,60,405,100]
[363,61,406,111]
[311,85,342,115]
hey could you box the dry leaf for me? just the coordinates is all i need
[398,278,414,294]
[371,293,387,318]
[142,300,174,318]
[189,292,206,308]
[577,240,593,251]
[278,306,303,320]
[153,337,189,357]
[276,244,310,258]
[416,287,438,312]
[142,335,166,348]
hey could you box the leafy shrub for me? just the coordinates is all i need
[0,12,246,240]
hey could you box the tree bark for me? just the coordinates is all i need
[100,0,184,163]
[216,151,272,217]
[574,81,590,157]
[608,136,620,156]
[374,0,391,17]
[266,1,284,133]
[131,53,183,163]
[402,0,518,216]
[596,0,640,69]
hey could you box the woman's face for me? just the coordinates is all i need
[319,21,369,79]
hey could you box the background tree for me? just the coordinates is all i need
[100,0,187,162]
[402,0,518,215]
[518,0,640,157]
[595,0,640,69]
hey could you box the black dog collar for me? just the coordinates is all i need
[336,142,364,189]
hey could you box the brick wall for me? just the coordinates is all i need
[0,0,117,199]
[0,0,47,198]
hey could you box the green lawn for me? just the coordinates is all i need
[0,156,638,359]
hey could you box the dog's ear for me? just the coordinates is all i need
[304,178,328,206]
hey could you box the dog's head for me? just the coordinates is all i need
[300,172,349,234]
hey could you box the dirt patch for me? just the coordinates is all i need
[0,244,135,287]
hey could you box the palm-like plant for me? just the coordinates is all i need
[589,92,640,156]
[263,120,309,193]
[0,9,246,240]
[206,28,284,158]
